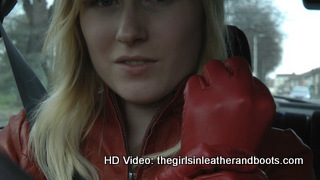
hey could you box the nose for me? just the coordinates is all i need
[116,6,147,46]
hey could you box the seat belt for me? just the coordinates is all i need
[0,0,47,128]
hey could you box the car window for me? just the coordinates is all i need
[0,1,52,128]
[0,0,319,128]
[226,0,320,105]
[0,2,24,128]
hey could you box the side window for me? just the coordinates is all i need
[0,1,53,128]
[226,0,320,104]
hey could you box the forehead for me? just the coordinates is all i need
[78,0,205,7]
[75,0,205,15]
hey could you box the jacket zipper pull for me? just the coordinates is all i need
[128,172,136,180]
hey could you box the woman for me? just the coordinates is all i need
[0,0,315,179]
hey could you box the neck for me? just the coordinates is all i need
[121,97,170,155]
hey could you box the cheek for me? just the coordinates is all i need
[80,15,116,88]
[80,12,114,61]
[157,15,203,75]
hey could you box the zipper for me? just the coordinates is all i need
[137,94,174,157]
[110,91,175,180]
[110,92,132,179]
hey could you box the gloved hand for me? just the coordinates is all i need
[156,56,275,179]
[192,169,268,180]
[182,56,275,155]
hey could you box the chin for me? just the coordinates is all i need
[109,78,180,105]
[122,93,164,105]
[118,87,172,106]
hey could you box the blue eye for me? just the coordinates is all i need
[99,0,113,6]
[94,0,117,7]
[151,0,168,2]
[147,0,173,4]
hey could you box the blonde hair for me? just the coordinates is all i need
[28,0,227,179]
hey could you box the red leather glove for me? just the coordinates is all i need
[192,170,268,180]
[156,56,275,179]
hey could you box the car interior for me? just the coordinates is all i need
[226,21,320,179]
[0,0,319,179]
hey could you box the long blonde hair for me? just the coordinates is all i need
[28,0,227,179]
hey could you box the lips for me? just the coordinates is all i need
[115,56,157,76]
[122,60,150,65]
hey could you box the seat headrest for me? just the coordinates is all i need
[225,25,252,69]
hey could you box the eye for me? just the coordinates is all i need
[98,0,114,6]
[146,0,174,5]
[150,0,169,2]
[92,0,118,7]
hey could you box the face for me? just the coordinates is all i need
[80,0,204,105]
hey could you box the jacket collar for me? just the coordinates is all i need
[103,79,186,155]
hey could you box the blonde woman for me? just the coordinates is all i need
[0,0,315,179]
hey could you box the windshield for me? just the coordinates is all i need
[0,0,319,128]
[292,86,310,93]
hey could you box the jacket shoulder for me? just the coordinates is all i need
[0,109,45,178]
[259,127,316,180]
[0,109,30,163]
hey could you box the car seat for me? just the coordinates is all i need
[225,25,252,69]
[311,111,320,179]
[273,112,310,145]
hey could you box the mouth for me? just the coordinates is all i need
[115,56,158,75]
[116,56,157,65]
[122,60,151,66]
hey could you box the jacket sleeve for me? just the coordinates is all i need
[259,128,316,180]
[0,109,28,163]
[182,128,316,180]
[0,109,45,179]
[193,170,267,180]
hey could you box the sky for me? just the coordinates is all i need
[270,0,320,78]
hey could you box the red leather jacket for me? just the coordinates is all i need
[0,84,316,180]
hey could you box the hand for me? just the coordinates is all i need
[181,56,275,156]
[156,56,275,179]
